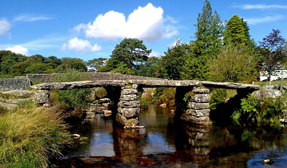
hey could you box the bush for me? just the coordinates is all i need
[96,87,107,99]
[51,68,92,110]
[0,102,70,167]
[232,92,286,123]
[152,87,176,106]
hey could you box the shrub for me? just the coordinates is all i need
[51,68,92,110]
[0,102,70,167]
[96,87,107,99]
[232,92,286,123]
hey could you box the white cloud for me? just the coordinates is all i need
[0,19,11,36]
[149,51,161,57]
[245,15,284,25]
[61,37,101,54]
[75,3,177,42]
[14,14,51,22]
[73,23,87,33]
[165,15,177,24]
[6,45,29,55]
[234,4,287,10]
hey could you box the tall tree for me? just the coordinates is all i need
[259,29,287,84]
[99,38,151,74]
[224,14,248,46]
[182,0,223,80]
[86,57,107,71]
[158,39,187,80]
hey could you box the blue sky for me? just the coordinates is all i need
[0,0,286,61]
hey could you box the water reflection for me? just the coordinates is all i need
[58,105,287,167]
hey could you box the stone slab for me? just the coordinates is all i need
[118,101,140,108]
[121,89,138,95]
[118,108,140,118]
[192,88,210,94]
[191,94,211,103]
[185,109,210,116]
[187,102,210,110]
[120,94,138,101]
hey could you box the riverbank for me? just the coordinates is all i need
[0,101,71,167]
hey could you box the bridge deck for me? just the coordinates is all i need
[31,80,260,91]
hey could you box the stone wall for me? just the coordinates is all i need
[26,72,164,83]
[0,78,31,91]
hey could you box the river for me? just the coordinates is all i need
[55,105,287,167]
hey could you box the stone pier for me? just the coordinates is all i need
[116,85,141,128]
[181,87,211,125]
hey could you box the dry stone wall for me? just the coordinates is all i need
[0,78,31,91]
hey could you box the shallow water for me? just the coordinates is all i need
[56,105,287,167]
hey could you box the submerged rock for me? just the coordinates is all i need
[71,134,81,139]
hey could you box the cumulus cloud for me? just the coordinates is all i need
[234,4,287,10]
[13,14,51,22]
[74,3,177,42]
[61,37,101,54]
[0,19,11,36]
[149,51,161,57]
[245,15,284,25]
[6,45,29,55]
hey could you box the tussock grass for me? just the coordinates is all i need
[0,101,71,167]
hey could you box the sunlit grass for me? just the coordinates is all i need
[0,101,71,167]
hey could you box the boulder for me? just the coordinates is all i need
[32,90,49,104]
[99,98,110,103]
[159,103,167,107]
[117,108,140,118]
[1,90,34,97]
[252,89,282,99]
[103,110,112,117]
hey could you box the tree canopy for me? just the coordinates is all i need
[99,38,151,74]
[259,29,287,83]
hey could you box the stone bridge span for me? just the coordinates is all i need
[31,80,259,127]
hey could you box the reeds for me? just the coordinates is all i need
[0,101,71,167]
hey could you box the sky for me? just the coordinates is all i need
[0,0,286,61]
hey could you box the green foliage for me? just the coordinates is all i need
[86,57,107,71]
[96,87,107,99]
[51,69,92,110]
[183,91,195,102]
[224,14,248,46]
[207,43,257,83]
[182,0,223,80]
[151,87,176,106]
[55,57,87,72]
[0,104,70,167]
[136,56,159,77]
[158,39,187,80]
[232,93,286,123]
[210,89,227,109]
[99,38,151,75]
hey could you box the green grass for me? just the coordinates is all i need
[255,78,286,86]
[0,101,71,167]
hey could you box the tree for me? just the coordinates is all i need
[224,14,249,46]
[158,39,187,80]
[207,43,257,83]
[86,57,107,71]
[259,29,287,84]
[136,56,159,77]
[55,58,87,72]
[182,0,223,80]
[100,38,151,74]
